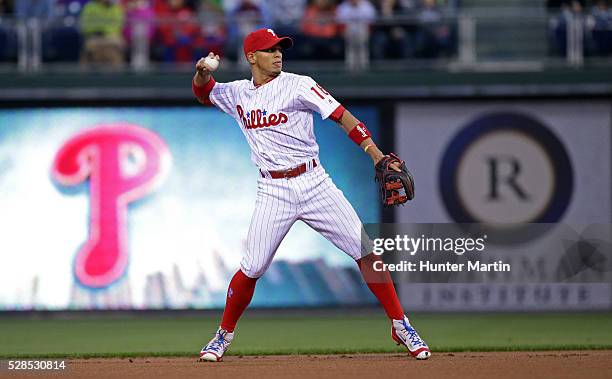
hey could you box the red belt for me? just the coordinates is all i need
[261,160,317,179]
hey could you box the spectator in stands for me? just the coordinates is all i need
[154,0,203,62]
[550,1,570,56]
[268,0,306,35]
[80,0,125,67]
[549,0,588,57]
[588,0,612,55]
[228,0,270,40]
[123,0,155,47]
[336,0,376,41]
[225,0,270,62]
[371,0,419,60]
[256,0,303,61]
[34,0,81,63]
[299,0,343,60]
[15,0,55,19]
[336,0,376,26]
[197,0,227,57]
[415,0,451,58]
[336,0,376,69]
[262,0,306,33]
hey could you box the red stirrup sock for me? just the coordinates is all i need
[220,270,258,332]
[357,253,404,320]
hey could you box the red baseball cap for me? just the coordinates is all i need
[243,28,293,58]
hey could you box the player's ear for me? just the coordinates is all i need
[247,52,256,65]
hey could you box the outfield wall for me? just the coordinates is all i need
[0,94,610,312]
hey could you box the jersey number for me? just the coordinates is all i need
[310,84,330,100]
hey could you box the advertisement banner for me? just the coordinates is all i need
[394,100,612,310]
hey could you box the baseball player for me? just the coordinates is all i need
[192,28,430,362]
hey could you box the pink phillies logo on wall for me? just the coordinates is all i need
[52,123,171,289]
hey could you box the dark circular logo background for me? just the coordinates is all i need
[439,112,574,241]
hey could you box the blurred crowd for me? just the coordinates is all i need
[0,0,458,66]
[548,0,612,57]
[0,0,610,67]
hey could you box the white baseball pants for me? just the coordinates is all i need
[241,163,371,278]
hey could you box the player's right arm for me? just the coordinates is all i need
[192,53,238,116]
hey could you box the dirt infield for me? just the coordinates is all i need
[10,351,612,378]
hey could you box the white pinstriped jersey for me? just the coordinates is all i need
[209,71,340,171]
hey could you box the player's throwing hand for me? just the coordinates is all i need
[196,52,221,76]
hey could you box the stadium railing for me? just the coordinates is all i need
[0,8,610,73]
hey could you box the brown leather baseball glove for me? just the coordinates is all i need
[375,153,415,207]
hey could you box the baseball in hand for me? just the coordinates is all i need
[204,56,219,72]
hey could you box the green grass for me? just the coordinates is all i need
[1,313,612,358]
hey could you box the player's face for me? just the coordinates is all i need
[254,45,283,74]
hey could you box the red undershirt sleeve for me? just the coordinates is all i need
[192,76,216,105]
[328,104,346,123]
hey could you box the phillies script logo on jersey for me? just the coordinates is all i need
[52,124,170,288]
[236,104,288,129]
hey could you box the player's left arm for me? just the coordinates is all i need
[335,109,383,164]
[332,108,400,171]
